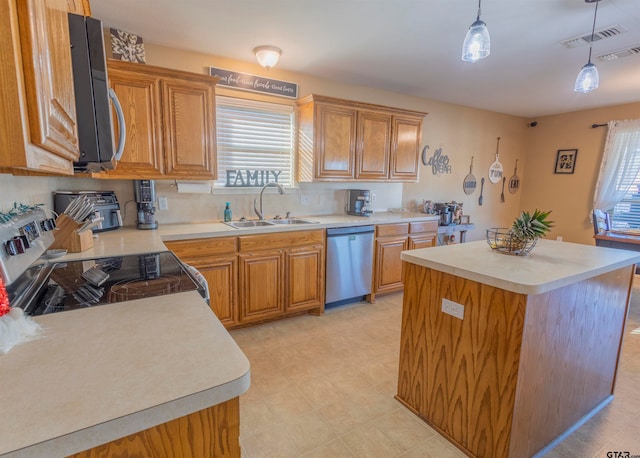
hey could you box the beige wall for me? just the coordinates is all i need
[6,41,635,246]
[519,102,640,244]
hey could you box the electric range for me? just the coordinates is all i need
[2,208,206,316]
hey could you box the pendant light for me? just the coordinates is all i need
[574,0,600,93]
[461,0,490,63]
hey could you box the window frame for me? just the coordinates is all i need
[214,95,296,190]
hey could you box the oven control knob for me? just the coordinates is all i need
[5,237,26,256]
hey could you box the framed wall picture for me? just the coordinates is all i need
[554,149,578,174]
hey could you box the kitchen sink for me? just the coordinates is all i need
[225,220,275,229]
[225,218,318,229]
[267,218,318,225]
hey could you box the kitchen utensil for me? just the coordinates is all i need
[63,196,82,218]
[76,216,103,233]
[509,160,520,194]
[488,137,504,184]
[81,265,109,287]
[463,156,477,195]
[479,177,485,206]
[501,177,506,202]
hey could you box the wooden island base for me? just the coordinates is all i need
[397,262,634,458]
[68,397,240,458]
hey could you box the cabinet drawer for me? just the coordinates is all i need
[239,230,324,252]
[165,236,237,259]
[376,223,409,237]
[409,221,438,234]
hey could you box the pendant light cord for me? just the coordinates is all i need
[477,0,482,21]
[587,0,600,64]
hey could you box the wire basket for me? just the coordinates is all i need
[486,228,537,255]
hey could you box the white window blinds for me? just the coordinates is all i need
[215,96,294,188]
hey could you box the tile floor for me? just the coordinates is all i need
[230,279,640,458]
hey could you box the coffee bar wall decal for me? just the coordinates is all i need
[489,137,504,184]
[209,67,298,99]
[226,170,282,187]
[421,145,452,175]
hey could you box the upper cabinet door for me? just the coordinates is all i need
[161,77,217,179]
[17,0,79,162]
[106,64,164,178]
[390,116,422,181]
[315,103,356,179]
[355,110,391,180]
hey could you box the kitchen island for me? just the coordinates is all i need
[0,292,250,457]
[397,239,640,458]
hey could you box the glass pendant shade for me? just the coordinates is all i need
[254,46,282,69]
[574,61,599,93]
[462,19,491,62]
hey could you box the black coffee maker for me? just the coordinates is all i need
[134,180,158,230]
[434,203,453,226]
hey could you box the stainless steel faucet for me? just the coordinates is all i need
[254,182,284,220]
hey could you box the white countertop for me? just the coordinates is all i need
[401,238,640,295]
[59,212,440,260]
[0,292,250,457]
[0,211,439,456]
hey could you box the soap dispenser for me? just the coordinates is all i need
[224,202,232,222]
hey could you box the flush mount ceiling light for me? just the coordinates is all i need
[574,0,601,93]
[461,0,490,62]
[253,45,282,69]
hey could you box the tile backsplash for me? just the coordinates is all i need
[0,174,403,226]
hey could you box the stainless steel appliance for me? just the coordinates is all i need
[325,225,374,306]
[1,207,206,316]
[54,191,122,232]
[433,202,459,226]
[68,13,125,172]
[346,189,372,217]
[134,180,158,230]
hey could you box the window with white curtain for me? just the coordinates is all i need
[214,96,294,188]
[592,119,640,230]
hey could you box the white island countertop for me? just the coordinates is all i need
[402,239,640,295]
[0,292,250,458]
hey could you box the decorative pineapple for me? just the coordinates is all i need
[510,210,554,244]
[486,210,554,255]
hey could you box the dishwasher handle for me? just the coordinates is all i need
[326,225,375,237]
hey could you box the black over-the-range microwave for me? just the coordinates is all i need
[68,13,125,172]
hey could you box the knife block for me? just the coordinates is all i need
[49,214,94,253]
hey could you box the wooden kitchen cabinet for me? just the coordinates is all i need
[374,223,409,295]
[373,220,437,298]
[238,249,285,323]
[238,229,325,324]
[102,60,218,180]
[408,220,438,249]
[66,0,90,15]
[168,230,324,329]
[287,243,325,312]
[356,110,392,180]
[164,237,239,328]
[297,94,426,182]
[0,0,80,175]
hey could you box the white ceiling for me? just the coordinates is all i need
[92,0,640,118]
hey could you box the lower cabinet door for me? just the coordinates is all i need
[287,245,324,312]
[239,250,285,323]
[189,256,238,328]
[374,236,408,294]
[408,233,437,249]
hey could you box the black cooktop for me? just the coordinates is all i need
[8,251,205,316]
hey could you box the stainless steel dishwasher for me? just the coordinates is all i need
[325,225,375,306]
